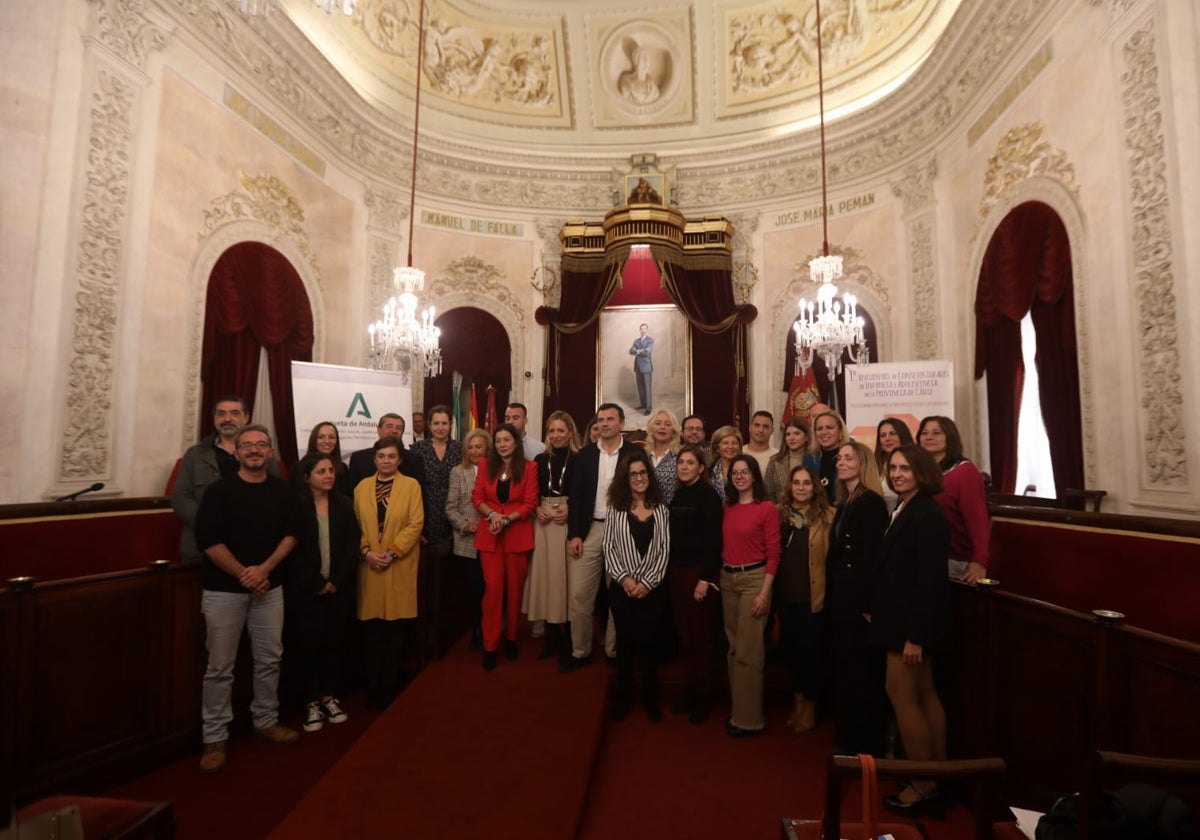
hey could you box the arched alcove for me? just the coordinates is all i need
[973,200,1082,494]
[201,241,314,464]
[423,307,513,430]
[780,305,881,415]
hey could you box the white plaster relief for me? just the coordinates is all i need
[1120,23,1187,488]
[183,180,328,446]
[908,216,938,360]
[974,123,1078,243]
[426,256,527,392]
[364,184,409,235]
[891,158,938,214]
[971,171,1098,492]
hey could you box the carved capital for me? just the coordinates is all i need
[891,158,938,214]
[975,122,1078,241]
[90,0,170,70]
[364,186,409,236]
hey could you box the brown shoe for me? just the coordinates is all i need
[199,741,227,774]
[254,723,300,744]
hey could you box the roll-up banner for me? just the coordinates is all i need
[291,361,413,460]
[844,360,954,449]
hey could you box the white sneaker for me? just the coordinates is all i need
[320,697,348,724]
[303,700,325,732]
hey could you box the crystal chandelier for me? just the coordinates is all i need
[793,0,867,385]
[366,0,442,378]
[368,267,443,375]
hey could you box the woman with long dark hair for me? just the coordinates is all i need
[765,417,819,504]
[528,411,579,660]
[875,444,951,816]
[603,450,671,722]
[826,440,889,754]
[918,416,990,583]
[352,436,424,708]
[408,405,462,547]
[472,423,538,670]
[667,443,723,723]
[776,463,834,735]
[287,452,361,731]
[302,421,352,498]
[874,418,915,512]
[720,454,781,737]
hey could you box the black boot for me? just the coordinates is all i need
[539,624,561,660]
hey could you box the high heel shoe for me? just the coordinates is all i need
[883,786,945,820]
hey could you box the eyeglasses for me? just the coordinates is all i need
[730,469,752,477]
[238,441,271,451]
[629,470,649,478]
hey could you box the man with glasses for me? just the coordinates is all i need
[193,424,304,773]
[681,414,708,462]
[172,395,279,565]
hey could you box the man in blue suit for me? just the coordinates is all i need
[629,323,654,415]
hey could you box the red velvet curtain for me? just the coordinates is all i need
[659,264,756,434]
[535,263,622,430]
[974,201,1081,493]
[423,307,511,418]
[201,242,313,465]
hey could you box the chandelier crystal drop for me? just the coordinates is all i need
[792,0,868,384]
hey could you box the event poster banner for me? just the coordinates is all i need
[844,360,954,449]
[291,362,413,460]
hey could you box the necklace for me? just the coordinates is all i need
[548,448,569,496]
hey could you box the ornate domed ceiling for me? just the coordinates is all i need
[286,0,963,158]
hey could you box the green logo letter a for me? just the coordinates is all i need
[346,392,372,419]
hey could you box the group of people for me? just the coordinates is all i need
[173,392,990,814]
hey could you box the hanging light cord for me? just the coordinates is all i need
[815,0,830,259]
[406,0,426,269]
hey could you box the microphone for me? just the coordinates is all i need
[55,482,105,502]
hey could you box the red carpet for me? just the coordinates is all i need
[268,638,609,840]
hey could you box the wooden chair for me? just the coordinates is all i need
[1079,751,1200,840]
[782,754,1022,840]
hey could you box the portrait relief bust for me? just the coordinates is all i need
[596,19,685,120]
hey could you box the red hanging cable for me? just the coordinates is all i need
[815,0,830,258]
[406,0,426,268]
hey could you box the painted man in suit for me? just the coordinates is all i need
[629,323,654,416]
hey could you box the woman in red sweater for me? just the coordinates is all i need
[720,453,782,737]
[917,416,989,584]
[472,423,539,670]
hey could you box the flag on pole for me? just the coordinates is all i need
[782,362,822,426]
[484,384,498,434]
[451,371,463,440]
[468,382,479,432]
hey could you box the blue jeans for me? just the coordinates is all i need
[201,587,284,743]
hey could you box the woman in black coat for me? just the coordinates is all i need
[286,453,361,732]
[873,443,951,817]
[825,440,889,756]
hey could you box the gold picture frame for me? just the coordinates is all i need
[596,304,692,430]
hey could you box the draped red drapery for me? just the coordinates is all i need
[974,201,1082,493]
[536,257,754,434]
[201,242,313,465]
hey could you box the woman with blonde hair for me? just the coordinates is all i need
[826,439,889,753]
[646,408,681,504]
[708,425,744,502]
[445,427,491,650]
[527,410,580,660]
[810,410,850,493]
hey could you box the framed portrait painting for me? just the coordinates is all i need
[597,304,691,431]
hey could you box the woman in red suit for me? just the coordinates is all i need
[472,423,539,671]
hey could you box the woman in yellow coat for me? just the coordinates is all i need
[353,436,424,708]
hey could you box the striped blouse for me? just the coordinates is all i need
[602,506,671,591]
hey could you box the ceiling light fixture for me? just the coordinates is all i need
[367,0,442,377]
[793,0,867,395]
